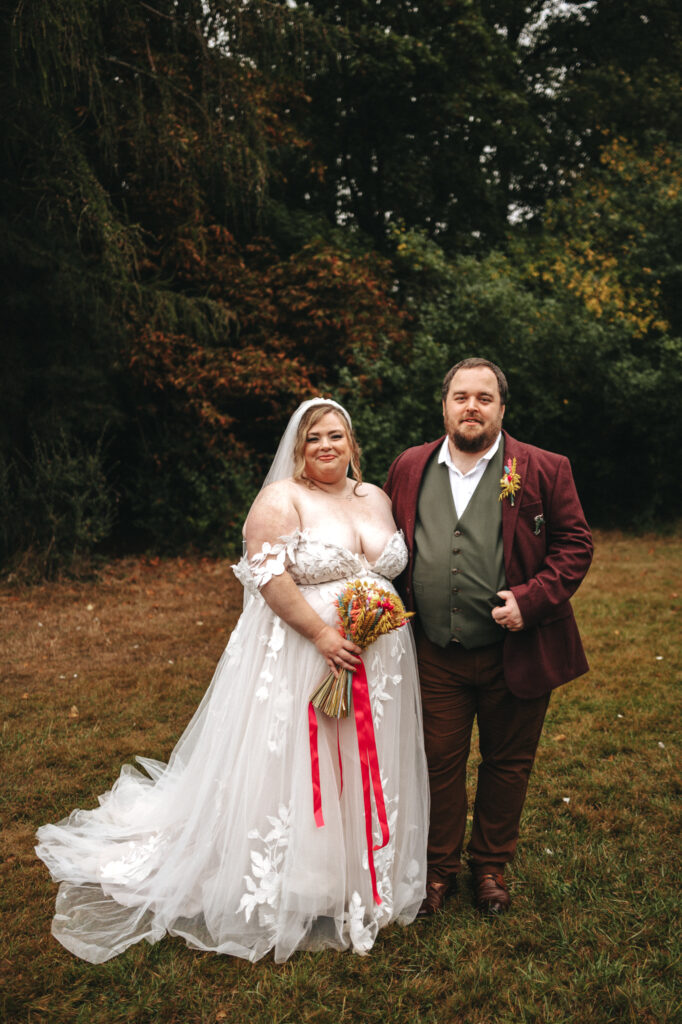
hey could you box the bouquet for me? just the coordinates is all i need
[310,580,413,718]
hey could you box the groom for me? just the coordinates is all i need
[385,358,593,916]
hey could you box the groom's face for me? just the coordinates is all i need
[443,367,505,453]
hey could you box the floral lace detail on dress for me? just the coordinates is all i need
[100,833,167,885]
[233,534,301,596]
[233,530,408,596]
[369,530,409,581]
[366,642,404,730]
[238,803,291,926]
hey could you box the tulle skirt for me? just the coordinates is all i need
[36,575,429,963]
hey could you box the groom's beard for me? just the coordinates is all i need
[450,415,503,453]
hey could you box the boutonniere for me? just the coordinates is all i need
[499,458,521,505]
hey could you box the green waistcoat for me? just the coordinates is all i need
[413,444,507,649]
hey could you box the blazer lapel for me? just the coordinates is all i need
[403,438,442,552]
[501,431,528,560]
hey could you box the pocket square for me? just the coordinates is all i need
[533,514,545,535]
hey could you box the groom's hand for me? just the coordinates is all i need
[492,591,525,631]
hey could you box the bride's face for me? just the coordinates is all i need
[303,411,351,483]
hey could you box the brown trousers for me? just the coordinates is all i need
[416,625,550,882]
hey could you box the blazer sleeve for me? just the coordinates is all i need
[384,452,401,499]
[511,455,593,628]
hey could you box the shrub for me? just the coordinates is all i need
[2,431,116,578]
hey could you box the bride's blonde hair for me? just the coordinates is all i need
[292,403,363,490]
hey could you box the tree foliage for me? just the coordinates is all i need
[1,0,406,566]
[2,0,681,571]
[351,137,682,525]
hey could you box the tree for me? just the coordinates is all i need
[1,0,411,563]
[341,131,682,526]
[3,1,681,571]
[273,0,545,252]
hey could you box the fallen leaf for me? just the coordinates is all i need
[68,706,79,719]
[21,692,29,700]
[554,733,567,742]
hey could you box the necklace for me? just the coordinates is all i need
[303,476,354,499]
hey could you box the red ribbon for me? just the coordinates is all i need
[308,657,389,905]
[308,702,325,829]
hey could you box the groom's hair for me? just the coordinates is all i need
[441,358,509,404]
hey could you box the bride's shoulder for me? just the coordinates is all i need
[355,481,391,508]
[257,478,300,502]
[244,479,301,538]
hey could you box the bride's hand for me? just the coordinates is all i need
[313,625,362,673]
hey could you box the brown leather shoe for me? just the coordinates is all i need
[473,872,510,916]
[417,878,457,917]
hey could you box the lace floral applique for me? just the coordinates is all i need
[233,534,303,596]
[341,783,420,949]
[345,891,375,954]
[388,628,407,660]
[366,642,404,728]
[238,804,291,926]
[249,590,293,749]
[362,774,399,922]
[366,650,397,727]
[255,616,287,704]
[267,675,293,756]
[234,530,407,593]
[370,531,408,580]
[100,833,166,884]
[225,616,245,667]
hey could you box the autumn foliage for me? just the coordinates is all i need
[2,1,681,572]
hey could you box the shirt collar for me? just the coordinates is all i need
[438,432,502,477]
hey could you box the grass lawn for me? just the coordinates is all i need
[1,530,680,1024]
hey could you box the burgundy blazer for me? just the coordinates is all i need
[385,431,594,698]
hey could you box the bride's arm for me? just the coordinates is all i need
[243,484,362,673]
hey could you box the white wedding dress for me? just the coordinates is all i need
[36,528,429,963]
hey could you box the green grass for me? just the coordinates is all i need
[1,533,680,1024]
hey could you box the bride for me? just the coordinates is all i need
[36,398,429,963]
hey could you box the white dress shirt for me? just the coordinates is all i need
[438,433,503,519]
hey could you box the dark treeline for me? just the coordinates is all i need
[2,0,681,575]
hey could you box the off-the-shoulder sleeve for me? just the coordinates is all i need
[232,532,302,597]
